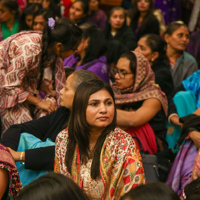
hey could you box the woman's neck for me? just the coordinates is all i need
[139,11,147,19]
[76,51,85,66]
[89,129,103,150]
[111,27,117,33]
[166,45,182,63]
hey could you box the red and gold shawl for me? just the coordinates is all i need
[112,51,168,116]
[54,127,146,199]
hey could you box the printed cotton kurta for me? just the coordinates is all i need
[54,127,146,199]
[0,31,66,134]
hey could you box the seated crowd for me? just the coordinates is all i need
[1,0,200,199]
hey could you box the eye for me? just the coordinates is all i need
[106,101,113,106]
[90,102,98,106]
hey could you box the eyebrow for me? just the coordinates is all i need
[88,98,113,102]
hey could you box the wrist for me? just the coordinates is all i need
[20,152,25,164]
[36,99,43,106]
[168,113,179,124]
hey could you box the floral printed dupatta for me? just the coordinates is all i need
[54,127,146,199]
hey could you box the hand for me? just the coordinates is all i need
[7,148,21,161]
[36,100,57,114]
[46,90,57,98]
[189,131,200,148]
[170,115,183,127]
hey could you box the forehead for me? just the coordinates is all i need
[117,57,130,69]
[138,37,147,45]
[73,1,83,9]
[65,74,75,87]
[172,26,189,34]
[111,10,124,16]
[89,89,112,100]
[34,15,45,22]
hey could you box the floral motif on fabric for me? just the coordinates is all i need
[54,127,146,199]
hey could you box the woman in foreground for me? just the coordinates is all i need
[54,79,145,199]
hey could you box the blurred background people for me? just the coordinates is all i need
[127,0,160,42]
[0,0,20,41]
[64,24,109,82]
[164,21,198,88]
[104,7,136,52]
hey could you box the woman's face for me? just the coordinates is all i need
[69,1,85,23]
[114,57,134,90]
[165,26,189,52]
[86,89,115,132]
[137,0,150,12]
[135,37,156,62]
[89,0,98,11]
[42,0,50,9]
[25,14,33,29]
[77,37,89,54]
[60,74,75,110]
[109,10,125,30]
[0,4,14,22]
[32,15,46,31]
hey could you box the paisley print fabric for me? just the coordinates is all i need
[54,127,146,199]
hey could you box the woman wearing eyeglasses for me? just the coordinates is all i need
[112,51,168,154]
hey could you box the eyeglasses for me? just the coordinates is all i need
[112,67,133,79]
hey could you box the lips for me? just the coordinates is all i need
[98,117,108,121]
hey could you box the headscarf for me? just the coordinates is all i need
[112,51,168,115]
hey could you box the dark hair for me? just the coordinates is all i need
[43,0,61,17]
[120,182,180,200]
[130,0,155,36]
[37,18,82,89]
[77,24,106,65]
[120,51,137,75]
[143,34,170,68]
[106,40,127,65]
[17,172,89,200]
[164,21,188,36]
[104,7,127,39]
[66,79,116,179]
[0,0,20,19]
[33,8,54,24]
[73,0,89,16]
[70,0,89,24]
[19,3,42,31]
[184,178,200,200]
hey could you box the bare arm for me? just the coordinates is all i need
[26,94,56,114]
[0,168,8,200]
[117,98,161,128]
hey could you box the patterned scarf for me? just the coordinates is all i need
[112,51,168,116]
[0,144,22,200]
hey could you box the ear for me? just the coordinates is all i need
[164,33,170,43]
[55,42,63,55]
[151,52,159,62]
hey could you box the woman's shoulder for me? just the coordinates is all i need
[56,128,69,144]
[183,51,198,62]
[107,127,136,150]
[63,54,77,67]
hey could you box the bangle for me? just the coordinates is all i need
[168,113,179,124]
[20,152,25,164]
